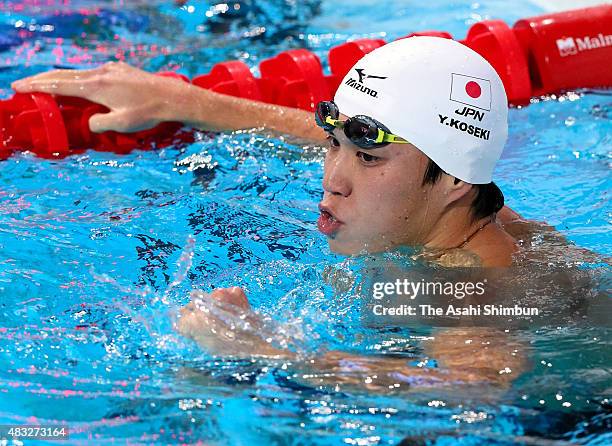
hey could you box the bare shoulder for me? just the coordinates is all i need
[496,205,552,240]
[497,205,523,224]
[467,223,518,267]
[433,225,517,267]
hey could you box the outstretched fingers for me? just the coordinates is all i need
[11,68,102,97]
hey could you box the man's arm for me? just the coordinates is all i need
[291,327,526,392]
[169,81,327,143]
[177,288,527,391]
[12,62,327,144]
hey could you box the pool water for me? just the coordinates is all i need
[0,1,610,445]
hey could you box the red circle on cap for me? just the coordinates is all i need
[465,81,481,98]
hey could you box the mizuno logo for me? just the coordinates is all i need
[354,68,387,83]
[345,68,387,98]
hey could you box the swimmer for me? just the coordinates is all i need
[11,37,518,266]
[12,37,537,387]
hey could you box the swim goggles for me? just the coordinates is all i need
[315,100,410,149]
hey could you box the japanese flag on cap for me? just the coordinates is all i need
[450,73,492,111]
[334,36,509,184]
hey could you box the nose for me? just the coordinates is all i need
[322,148,353,198]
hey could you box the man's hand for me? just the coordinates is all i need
[176,287,291,358]
[11,62,191,134]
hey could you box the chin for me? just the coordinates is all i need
[328,235,405,256]
[328,238,384,256]
[327,238,361,256]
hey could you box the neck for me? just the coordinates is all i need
[422,205,492,251]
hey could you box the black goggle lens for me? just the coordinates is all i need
[315,101,391,149]
[344,116,380,147]
[315,101,339,131]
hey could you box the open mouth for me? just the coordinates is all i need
[317,206,343,236]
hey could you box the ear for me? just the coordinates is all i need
[439,175,473,206]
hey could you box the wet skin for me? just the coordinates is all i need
[318,122,518,266]
[318,128,433,254]
[13,63,526,390]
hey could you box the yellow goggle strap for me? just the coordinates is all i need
[325,116,410,145]
[325,116,343,128]
[378,132,410,144]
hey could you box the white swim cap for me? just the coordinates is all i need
[334,36,508,184]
